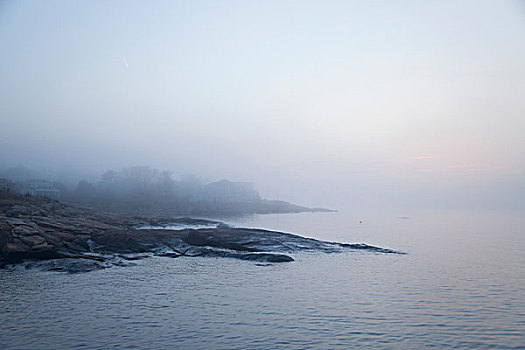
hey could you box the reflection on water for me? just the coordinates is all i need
[1,209,524,349]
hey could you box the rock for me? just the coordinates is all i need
[13,225,41,236]
[1,238,58,263]
[184,230,259,252]
[3,241,29,254]
[0,223,11,246]
[14,258,109,274]
[0,193,403,272]
[116,253,151,260]
[53,231,76,241]
[28,244,60,260]
[158,252,181,258]
[42,202,61,211]
[6,218,32,226]
[338,243,401,254]
[6,205,32,217]
[30,242,53,251]
[90,230,149,253]
[2,240,31,263]
[236,253,294,262]
[63,241,89,253]
[40,232,63,246]
[34,220,70,231]
[72,236,90,249]
[18,235,46,247]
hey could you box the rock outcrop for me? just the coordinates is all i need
[0,193,402,273]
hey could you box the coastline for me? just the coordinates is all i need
[0,194,393,273]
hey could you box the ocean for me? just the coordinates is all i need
[1,209,524,349]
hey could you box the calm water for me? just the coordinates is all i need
[1,209,524,349]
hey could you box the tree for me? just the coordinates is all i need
[157,170,175,196]
[75,180,95,199]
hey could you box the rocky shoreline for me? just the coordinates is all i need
[0,194,402,273]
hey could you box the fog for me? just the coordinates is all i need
[1,0,524,211]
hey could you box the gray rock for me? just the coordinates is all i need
[1,194,403,272]
[3,241,29,254]
[6,205,32,217]
[13,225,41,236]
[18,235,46,247]
[14,258,109,273]
[236,253,294,262]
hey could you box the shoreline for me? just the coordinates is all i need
[0,194,396,273]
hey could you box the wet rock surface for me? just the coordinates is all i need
[0,194,402,273]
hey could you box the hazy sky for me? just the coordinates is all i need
[1,0,524,210]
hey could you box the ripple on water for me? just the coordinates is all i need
[1,210,525,350]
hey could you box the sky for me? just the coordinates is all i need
[1,0,524,210]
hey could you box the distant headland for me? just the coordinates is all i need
[0,165,335,217]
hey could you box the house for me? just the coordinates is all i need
[21,179,61,201]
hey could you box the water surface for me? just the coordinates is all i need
[1,209,524,349]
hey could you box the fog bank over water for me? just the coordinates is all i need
[1,0,524,211]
